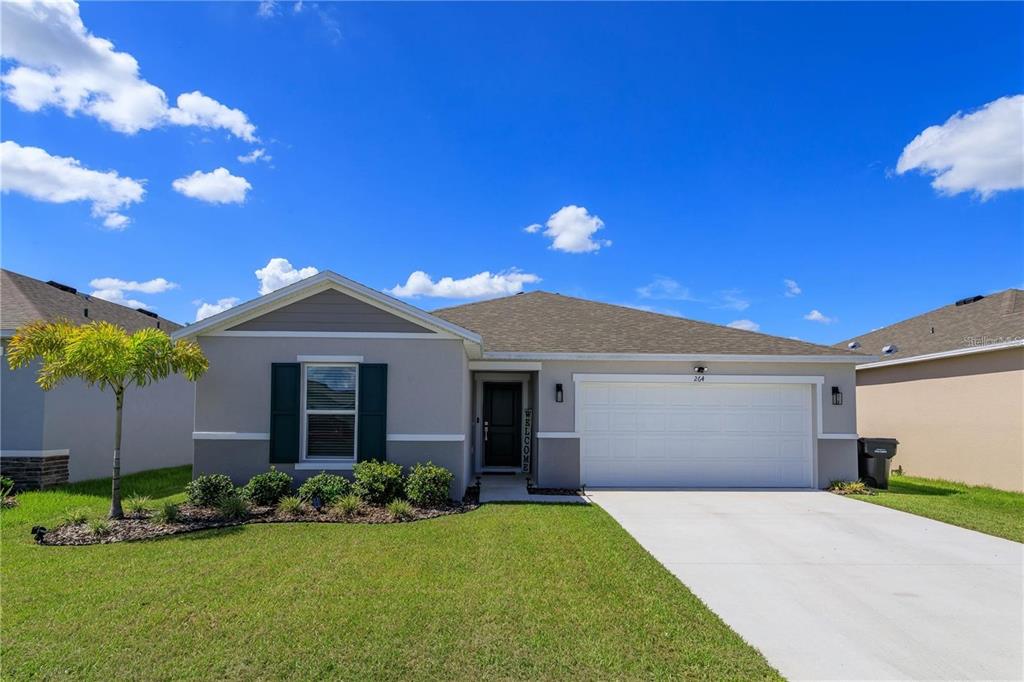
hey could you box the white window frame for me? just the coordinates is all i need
[300,362,359,462]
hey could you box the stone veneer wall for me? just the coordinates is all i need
[1,454,70,490]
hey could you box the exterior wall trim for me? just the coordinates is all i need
[193,431,270,440]
[469,361,543,371]
[537,432,580,438]
[856,339,1024,370]
[297,354,364,363]
[294,461,354,471]
[211,331,452,339]
[572,373,826,385]
[0,449,71,458]
[818,433,859,440]
[487,352,874,364]
[386,434,466,442]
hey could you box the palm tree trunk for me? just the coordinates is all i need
[109,387,125,519]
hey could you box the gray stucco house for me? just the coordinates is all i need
[175,271,870,499]
[1,269,194,486]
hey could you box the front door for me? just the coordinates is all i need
[482,382,522,468]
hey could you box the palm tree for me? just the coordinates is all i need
[7,320,208,518]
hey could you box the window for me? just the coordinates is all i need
[303,364,357,459]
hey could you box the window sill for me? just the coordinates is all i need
[294,461,355,471]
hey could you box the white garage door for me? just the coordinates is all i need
[578,381,814,488]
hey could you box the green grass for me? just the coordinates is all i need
[854,475,1024,542]
[1,467,778,680]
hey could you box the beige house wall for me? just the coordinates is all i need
[856,348,1024,492]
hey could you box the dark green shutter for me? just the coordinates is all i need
[357,363,387,461]
[269,363,300,463]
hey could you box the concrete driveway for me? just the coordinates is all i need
[588,490,1023,681]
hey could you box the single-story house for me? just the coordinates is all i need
[1,269,194,486]
[174,271,869,499]
[837,289,1024,492]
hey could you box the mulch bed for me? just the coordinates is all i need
[37,501,478,546]
[528,487,584,496]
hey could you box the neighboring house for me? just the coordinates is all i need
[837,289,1024,492]
[1,269,194,485]
[174,271,868,499]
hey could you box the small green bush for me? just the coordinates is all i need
[217,493,249,520]
[1,476,15,497]
[828,480,873,495]
[353,460,404,505]
[124,494,153,516]
[242,467,293,506]
[331,494,362,518]
[89,519,111,536]
[61,508,90,526]
[276,495,305,515]
[404,462,453,507]
[185,474,236,507]
[297,472,350,506]
[152,502,180,524]
[386,498,414,521]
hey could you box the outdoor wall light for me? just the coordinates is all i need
[831,386,843,406]
[693,366,708,374]
[555,383,564,403]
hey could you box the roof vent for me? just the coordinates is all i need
[882,344,898,355]
[847,341,860,350]
[46,280,77,295]
[137,309,158,319]
[955,295,984,307]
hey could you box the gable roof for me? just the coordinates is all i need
[171,270,482,344]
[1,269,181,336]
[835,289,1024,363]
[434,291,867,359]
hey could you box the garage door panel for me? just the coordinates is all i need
[579,381,814,488]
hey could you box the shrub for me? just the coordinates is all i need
[331,494,362,518]
[277,495,305,515]
[124,494,153,516]
[386,498,414,521]
[89,519,111,536]
[353,460,404,505]
[828,480,873,495]
[242,467,293,506]
[217,493,249,520]
[1,476,15,497]
[404,462,454,507]
[152,502,181,524]
[297,472,350,506]
[185,474,236,507]
[61,508,90,526]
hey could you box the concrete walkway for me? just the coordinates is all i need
[478,474,586,504]
[588,490,1023,681]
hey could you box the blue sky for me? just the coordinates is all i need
[2,1,1021,345]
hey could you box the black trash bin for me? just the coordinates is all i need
[858,437,899,489]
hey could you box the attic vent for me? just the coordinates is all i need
[46,280,77,294]
[137,309,158,319]
[847,341,860,350]
[955,295,984,306]
[882,344,898,355]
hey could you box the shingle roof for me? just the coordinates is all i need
[1,269,181,335]
[835,289,1024,360]
[433,291,863,356]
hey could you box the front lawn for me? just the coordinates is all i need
[855,475,1024,542]
[1,467,778,680]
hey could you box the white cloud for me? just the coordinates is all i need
[529,205,611,253]
[194,297,240,321]
[166,92,258,143]
[896,95,1024,199]
[237,148,271,164]
[636,276,695,301]
[257,0,277,17]
[89,276,177,310]
[172,168,251,204]
[726,319,760,332]
[523,223,542,234]
[715,289,750,311]
[0,1,257,140]
[255,258,318,295]
[387,269,540,299]
[783,279,802,297]
[804,309,836,324]
[0,140,144,229]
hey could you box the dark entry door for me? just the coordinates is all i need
[483,382,522,468]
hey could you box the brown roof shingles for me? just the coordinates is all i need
[835,289,1024,360]
[433,291,862,356]
[1,269,181,335]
